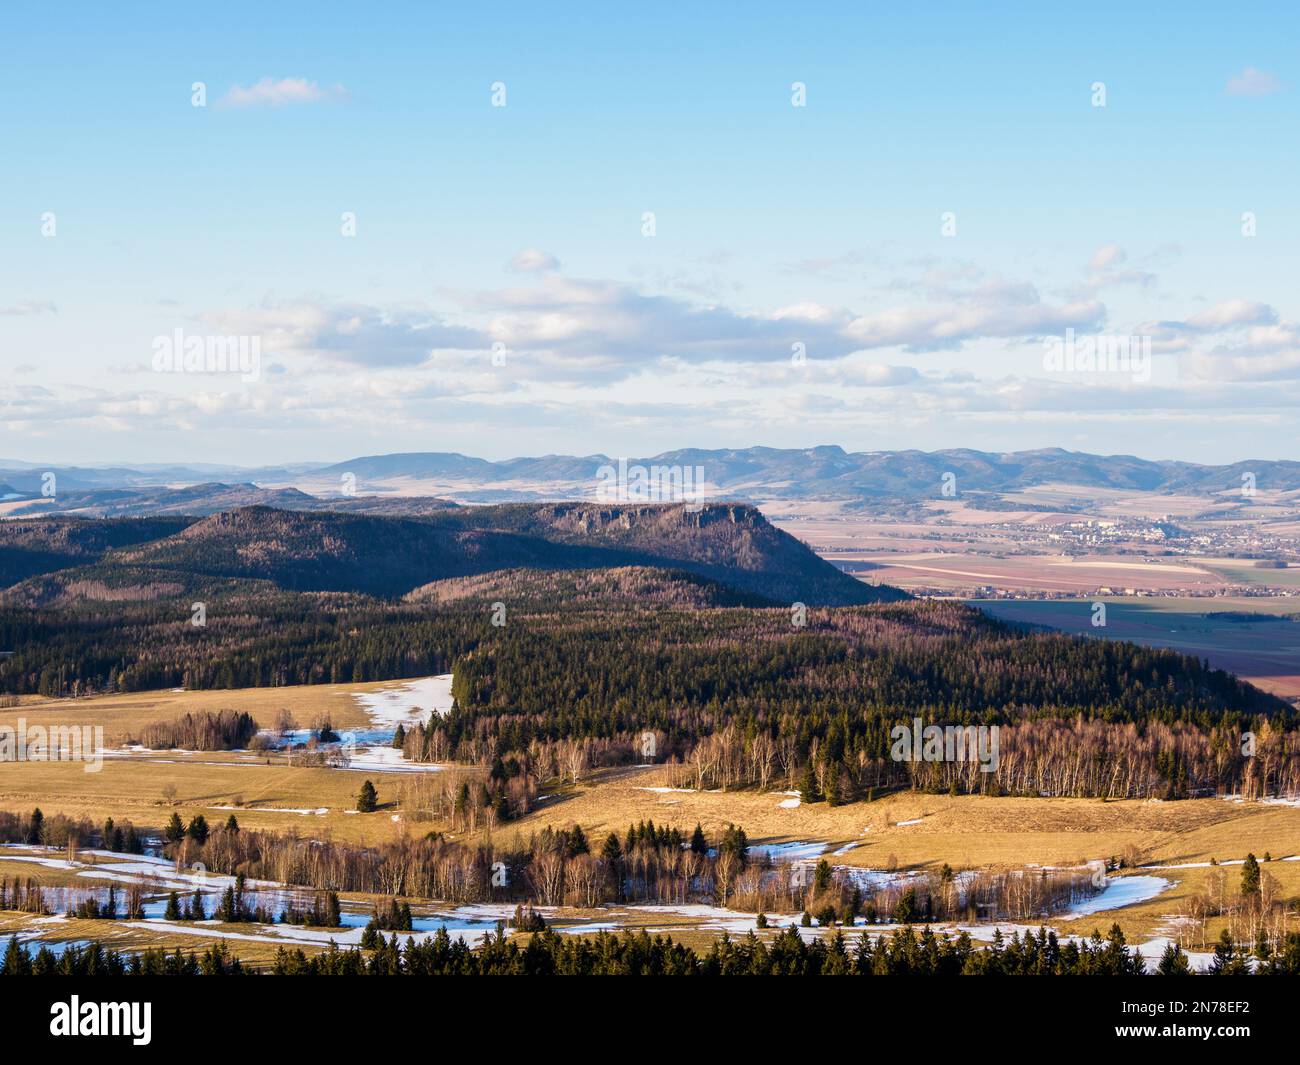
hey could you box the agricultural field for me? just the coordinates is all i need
[973,598,1300,701]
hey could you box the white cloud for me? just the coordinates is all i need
[15,256,1300,454]
[1,300,58,316]
[201,299,487,367]
[507,249,561,274]
[842,283,1106,352]
[219,77,349,108]
[1225,67,1284,97]
[1089,243,1125,271]
[1143,300,1281,354]
[1184,300,1277,330]
[1182,348,1300,382]
[463,269,1109,367]
[1083,244,1155,290]
[470,275,860,366]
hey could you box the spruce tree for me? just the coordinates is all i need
[825,764,840,806]
[164,812,185,844]
[2,935,31,976]
[601,832,622,862]
[1209,930,1249,975]
[798,763,822,804]
[357,780,379,813]
[1241,853,1261,897]
[186,814,209,845]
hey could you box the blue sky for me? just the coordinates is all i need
[3,2,1299,465]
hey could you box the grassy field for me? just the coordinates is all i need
[0,681,376,745]
[0,677,470,843]
[3,678,1299,964]
[504,765,1300,947]
[0,757,438,843]
[4,770,1297,960]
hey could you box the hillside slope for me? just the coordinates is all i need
[90,502,903,605]
[0,516,195,587]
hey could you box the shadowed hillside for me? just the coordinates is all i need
[83,502,904,605]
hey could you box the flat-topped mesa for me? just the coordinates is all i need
[547,501,765,533]
[1,501,907,607]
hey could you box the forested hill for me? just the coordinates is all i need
[0,502,900,607]
[0,515,195,588]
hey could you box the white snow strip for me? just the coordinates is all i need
[352,675,454,729]
[1059,876,1170,918]
[749,841,829,863]
[211,806,328,816]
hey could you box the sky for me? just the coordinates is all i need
[2,1,1299,466]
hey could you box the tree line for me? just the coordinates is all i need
[138,709,258,750]
[6,924,1300,976]
[162,817,1105,924]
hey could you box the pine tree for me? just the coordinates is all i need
[825,764,840,806]
[2,935,31,976]
[164,892,181,920]
[217,886,236,923]
[186,815,209,845]
[690,823,708,855]
[225,814,239,833]
[392,723,406,749]
[601,832,622,862]
[1209,930,1249,975]
[25,808,43,846]
[892,888,917,924]
[798,763,822,804]
[1241,853,1261,897]
[357,780,379,813]
[164,812,185,844]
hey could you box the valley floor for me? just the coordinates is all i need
[3,676,1297,970]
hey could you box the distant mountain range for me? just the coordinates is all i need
[0,482,459,519]
[3,446,1298,516]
